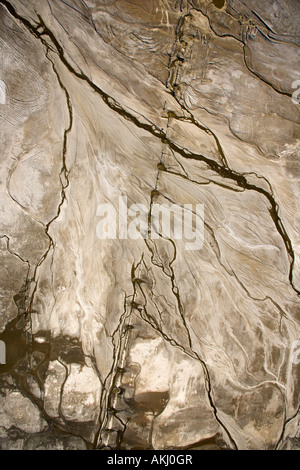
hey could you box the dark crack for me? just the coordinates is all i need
[1,0,299,451]
[1,0,298,297]
[187,1,298,98]
[94,292,134,449]
[131,253,238,449]
[275,403,300,450]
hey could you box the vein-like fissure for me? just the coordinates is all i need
[11,367,92,448]
[1,0,299,449]
[1,0,298,297]
[275,403,300,450]
[131,253,238,449]
[0,0,78,445]
[0,234,30,267]
[26,57,72,347]
[187,1,297,99]
[94,293,133,449]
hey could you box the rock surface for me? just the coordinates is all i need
[0,0,299,450]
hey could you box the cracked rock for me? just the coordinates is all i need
[0,0,299,450]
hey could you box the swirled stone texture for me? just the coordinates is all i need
[0,0,299,450]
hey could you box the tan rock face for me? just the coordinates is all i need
[0,0,299,450]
